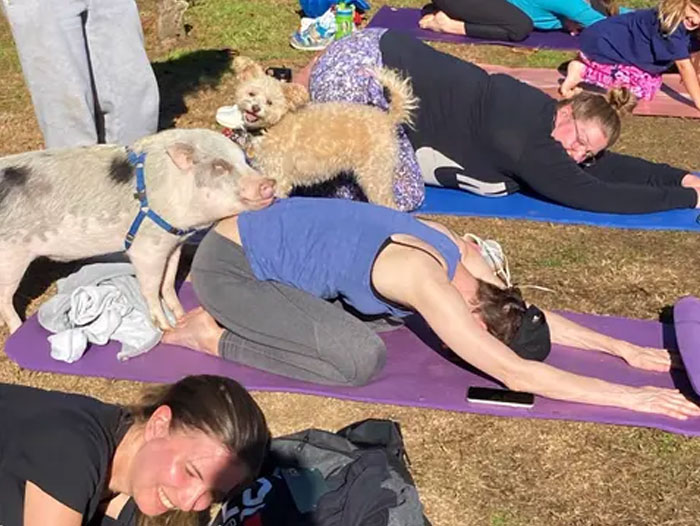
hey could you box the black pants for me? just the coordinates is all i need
[427,0,533,41]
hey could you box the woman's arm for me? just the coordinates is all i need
[419,272,699,418]
[544,309,679,371]
[519,139,699,212]
[24,481,83,526]
[675,58,700,111]
[372,246,700,419]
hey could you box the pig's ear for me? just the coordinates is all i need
[282,83,310,111]
[233,56,265,82]
[166,143,197,171]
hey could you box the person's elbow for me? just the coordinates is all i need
[496,358,538,393]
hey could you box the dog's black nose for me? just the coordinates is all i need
[252,104,260,114]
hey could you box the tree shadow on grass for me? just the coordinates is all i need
[153,48,234,129]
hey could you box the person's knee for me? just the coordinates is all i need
[346,339,386,386]
[326,335,386,387]
[507,16,533,41]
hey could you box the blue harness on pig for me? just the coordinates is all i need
[124,149,196,250]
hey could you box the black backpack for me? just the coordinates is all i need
[211,419,431,526]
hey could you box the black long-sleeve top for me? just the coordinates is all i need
[379,30,697,214]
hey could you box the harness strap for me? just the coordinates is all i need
[124,148,195,250]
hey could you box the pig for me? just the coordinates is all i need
[0,128,276,333]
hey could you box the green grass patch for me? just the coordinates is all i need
[534,246,589,268]
[490,510,521,526]
[185,0,303,60]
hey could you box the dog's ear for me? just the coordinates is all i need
[282,83,310,111]
[233,56,265,82]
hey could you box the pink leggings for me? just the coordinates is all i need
[579,53,663,101]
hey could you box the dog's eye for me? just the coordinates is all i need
[248,91,255,97]
[266,100,272,106]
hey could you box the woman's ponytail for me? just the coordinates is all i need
[606,86,637,116]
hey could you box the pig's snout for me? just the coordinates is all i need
[238,175,276,209]
[258,178,276,199]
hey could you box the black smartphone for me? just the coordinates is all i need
[266,66,293,82]
[466,386,535,408]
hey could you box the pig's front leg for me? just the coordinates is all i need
[161,244,185,320]
[0,245,31,333]
[128,238,175,330]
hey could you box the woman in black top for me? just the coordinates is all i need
[298,29,700,214]
[0,375,269,526]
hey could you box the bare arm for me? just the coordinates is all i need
[676,58,700,111]
[544,309,680,372]
[418,219,678,371]
[371,245,700,419]
[24,481,83,526]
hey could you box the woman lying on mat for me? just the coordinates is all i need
[294,28,700,214]
[163,197,700,420]
[418,0,615,39]
[0,375,269,526]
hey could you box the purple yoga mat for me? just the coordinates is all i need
[367,6,580,51]
[674,296,700,394]
[5,284,700,436]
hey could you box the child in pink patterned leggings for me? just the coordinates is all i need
[560,1,700,107]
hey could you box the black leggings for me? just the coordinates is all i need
[429,0,533,41]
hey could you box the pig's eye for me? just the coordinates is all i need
[212,160,233,174]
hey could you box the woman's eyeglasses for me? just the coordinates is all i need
[571,114,596,163]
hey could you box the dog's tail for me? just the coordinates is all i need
[372,67,419,128]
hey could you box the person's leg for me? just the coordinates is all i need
[170,230,386,386]
[586,151,694,188]
[425,0,533,41]
[3,0,98,147]
[85,0,159,144]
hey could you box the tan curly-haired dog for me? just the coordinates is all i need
[231,56,418,209]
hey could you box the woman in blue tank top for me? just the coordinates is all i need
[165,198,698,421]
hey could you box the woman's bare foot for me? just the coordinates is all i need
[559,59,585,98]
[418,13,436,29]
[419,11,466,35]
[162,307,224,356]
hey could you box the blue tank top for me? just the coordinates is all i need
[238,198,460,317]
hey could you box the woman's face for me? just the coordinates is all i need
[683,3,700,31]
[551,106,609,164]
[129,407,248,516]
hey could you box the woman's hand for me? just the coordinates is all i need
[623,386,700,420]
[619,344,682,372]
[562,19,583,35]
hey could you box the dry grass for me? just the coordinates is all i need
[2,1,700,525]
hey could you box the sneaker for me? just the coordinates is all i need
[464,233,512,288]
[290,8,336,51]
